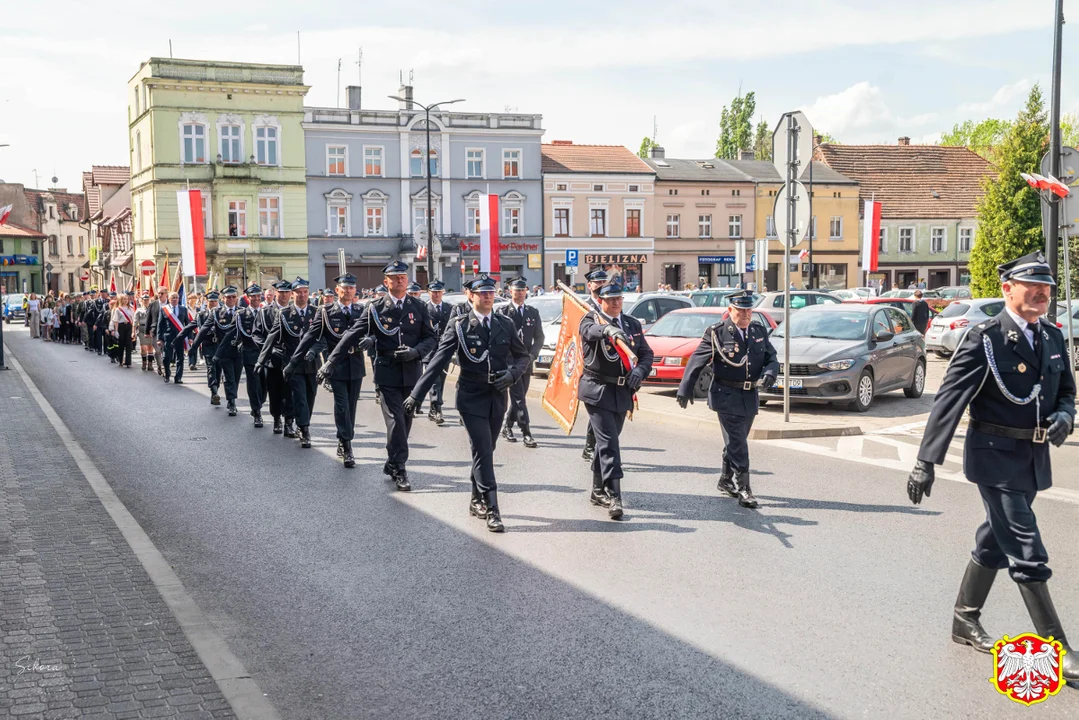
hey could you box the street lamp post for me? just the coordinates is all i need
[388,95,465,285]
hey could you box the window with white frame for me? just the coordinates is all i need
[413,205,439,236]
[255,125,278,165]
[78,237,84,255]
[134,131,142,173]
[728,214,742,238]
[899,227,914,253]
[428,150,439,177]
[629,184,639,192]
[182,123,206,164]
[134,89,139,117]
[829,216,843,239]
[503,206,521,236]
[698,214,712,238]
[366,206,383,237]
[809,216,817,239]
[258,197,281,238]
[467,206,481,236]
[503,149,521,179]
[66,236,73,255]
[626,208,642,237]
[410,150,423,177]
[592,183,604,192]
[69,205,78,221]
[931,227,946,253]
[326,189,351,236]
[201,193,212,237]
[590,208,607,237]
[220,125,242,164]
[766,215,776,238]
[363,147,383,177]
[556,183,567,191]
[553,207,569,237]
[327,145,346,176]
[227,200,247,237]
[466,149,484,179]
[878,227,887,253]
[666,214,680,238]
[959,227,973,253]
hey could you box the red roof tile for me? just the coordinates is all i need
[541,143,654,175]
[815,144,995,220]
[91,166,130,186]
[0,221,47,238]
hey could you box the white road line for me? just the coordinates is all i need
[5,350,280,720]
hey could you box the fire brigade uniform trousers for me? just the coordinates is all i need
[330,378,363,441]
[290,373,319,428]
[264,362,292,421]
[586,404,627,496]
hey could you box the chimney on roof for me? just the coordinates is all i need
[738,150,754,161]
[346,85,362,111]
[551,140,573,146]
[898,136,911,146]
[814,134,823,146]
[397,83,414,111]
[649,145,665,159]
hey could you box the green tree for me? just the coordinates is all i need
[968,85,1049,298]
[638,136,659,159]
[1061,112,1079,148]
[816,131,840,144]
[716,90,756,159]
[940,118,1012,164]
[753,119,771,161]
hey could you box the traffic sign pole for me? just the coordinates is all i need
[783,112,795,423]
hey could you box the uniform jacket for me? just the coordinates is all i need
[180,306,222,351]
[680,319,779,418]
[578,311,655,413]
[190,306,236,357]
[412,310,531,416]
[496,302,545,364]
[330,295,437,387]
[293,302,367,381]
[255,303,283,348]
[425,300,453,362]
[155,304,191,344]
[94,298,110,329]
[145,299,161,335]
[217,305,262,364]
[918,311,1076,491]
[258,304,317,374]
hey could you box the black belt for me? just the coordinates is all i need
[584,369,627,386]
[970,420,1048,444]
[717,378,755,391]
[459,371,498,385]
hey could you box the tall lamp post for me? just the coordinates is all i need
[388,95,465,284]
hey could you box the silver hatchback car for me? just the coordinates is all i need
[924,298,1005,357]
[766,304,927,412]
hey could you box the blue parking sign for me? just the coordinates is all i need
[566,249,579,268]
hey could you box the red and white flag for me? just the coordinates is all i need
[477,193,501,274]
[176,190,207,277]
[798,247,809,262]
[861,200,882,273]
[109,271,116,294]
[1021,172,1071,199]
[0,204,12,225]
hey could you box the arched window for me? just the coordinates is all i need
[428,149,439,177]
[410,149,423,178]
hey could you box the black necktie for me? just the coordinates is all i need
[1028,323,1042,360]
[483,317,490,331]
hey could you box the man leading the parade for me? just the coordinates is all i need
[498,276,544,448]
[907,251,1076,680]
[577,282,654,520]
[156,291,190,384]
[292,273,367,463]
[322,261,437,488]
[581,268,608,461]
[676,290,778,508]
[405,273,531,532]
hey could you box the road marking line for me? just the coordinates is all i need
[5,350,279,720]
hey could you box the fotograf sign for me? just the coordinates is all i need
[698,255,735,264]
[584,254,648,264]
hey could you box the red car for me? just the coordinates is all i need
[643,307,778,398]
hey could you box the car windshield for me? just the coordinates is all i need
[526,298,564,322]
[647,312,717,338]
[937,288,962,299]
[939,302,970,318]
[4,294,26,305]
[772,311,868,340]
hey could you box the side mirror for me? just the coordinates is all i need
[873,330,895,343]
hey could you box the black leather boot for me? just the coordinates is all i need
[717,457,737,496]
[501,421,517,443]
[273,416,283,434]
[589,466,611,508]
[607,477,623,520]
[299,426,312,448]
[394,468,411,492]
[582,427,595,461]
[521,425,537,448]
[469,496,489,519]
[283,418,296,438]
[485,494,504,532]
[337,440,344,457]
[951,559,998,653]
[1018,581,1079,681]
[227,400,237,417]
[735,471,758,508]
[432,408,444,425]
[211,394,220,406]
[342,440,355,468]
[253,413,264,429]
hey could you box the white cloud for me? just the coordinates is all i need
[802,82,892,135]
[958,78,1033,114]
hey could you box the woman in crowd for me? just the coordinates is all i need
[40,299,53,341]
[135,293,155,371]
[27,293,41,338]
[109,291,136,368]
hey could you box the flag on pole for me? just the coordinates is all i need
[798,247,809,262]
[109,271,116,294]
[0,204,12,225]
[477,193,501,274]
[542,290,587,433]
[160,253,171,291]
[861,200,882,273]
[173,260,184,293]
[176,190,207,276]
[178,274,188,308]
[135,273,141,296]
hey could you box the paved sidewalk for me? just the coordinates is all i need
[0,366,234,719]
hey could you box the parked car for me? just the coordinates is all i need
[643,308,777,398]
[934,286,974,301]
[624,293,694,331]
[689,289,761,308]
[766,304,927,412]
[924,298,1005,357]
[1055,301,1079,365]
[2,293,26,323]
[880,289,942,299]
[841,296,938,321]
[755,290,844,312]
[830,289,861,301]
[528,294,572,374]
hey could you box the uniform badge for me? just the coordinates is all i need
[408,313,414,323]
[991,632,1066,706]
[1018,363,1027,374]
[1007,329,1018,342]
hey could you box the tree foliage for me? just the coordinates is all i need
[816,131,840,145]
[1062,112,1079,148]
[638,136,659,159]
[753,119,771,161]
[940,118,1012,165]
[968,85,1049,298]
[716,91,756,159]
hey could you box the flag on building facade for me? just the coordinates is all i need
[0,204,12,225]
[176,190,207,276]
[477,193,501,274]
[861,200,882,273]
[798,247,809,262]
[542,290,586,433]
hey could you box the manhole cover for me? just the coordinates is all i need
[190,437,208,441]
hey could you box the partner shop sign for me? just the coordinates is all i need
[461,240,540,253]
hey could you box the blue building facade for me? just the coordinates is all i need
[303,86,544,290]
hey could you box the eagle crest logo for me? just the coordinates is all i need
[990,633,1065,706]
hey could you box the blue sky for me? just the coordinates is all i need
[0,0,1076,193]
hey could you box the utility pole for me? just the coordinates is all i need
[356,47,363,84]
[1047,0,1065,321]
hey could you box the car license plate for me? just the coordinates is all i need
[648,368,657,377]
[776,378,802,389]
[538,352,553,363]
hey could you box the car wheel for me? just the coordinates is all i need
[904,359,926,398]
[848,369,874,412]
[758,399,769,406]
[693,366,712,399]
[933,350,950,359]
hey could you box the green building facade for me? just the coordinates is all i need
[128,58,309,289]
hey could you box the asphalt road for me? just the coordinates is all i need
[7,326,1079,718]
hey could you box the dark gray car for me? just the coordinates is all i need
[766,304,927,412]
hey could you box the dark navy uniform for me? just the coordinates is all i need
[256,283,292,432]
[577,283,654,519]
[581,268,609,462]
[328,266,437,487]
[909,251,1077,679]
[218,287,265,422]
[422,282,452,422]
[263,291,317,442]
[199,299,242,413]
[156,301,191,383]
[293,288,366,457]
[497,284,544,446]
[409,274,531,531]
[178,293,222,404]
[93,295,109,354]
[679,292,779,507]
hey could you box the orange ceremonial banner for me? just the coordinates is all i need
[542,291,587,433]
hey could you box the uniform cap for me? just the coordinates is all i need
[382,260,409,276]
[292,277,310,288]
[585,269,609,283]
[998,251,1056,286]
[273,280,293,292]
[426,280,446,291]
[727,289,756,309]
[471,273,497,292]
[221,285,239,297]
[334,273,357,287]
[407,282,422,293]
[244,283,262,295]
[596,283,623,298]
[375,285,388,294]
[507,276,528,290]
[205,291,220,300]
[108,291,117,297]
